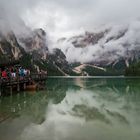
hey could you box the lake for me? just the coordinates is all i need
[0,77,140,140]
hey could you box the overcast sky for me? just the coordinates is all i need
[0,0,140,63]
[0,0,140,37]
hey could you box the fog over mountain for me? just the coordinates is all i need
[56,20,140,63]
[0,0,140,64]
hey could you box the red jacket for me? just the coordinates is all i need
[2,71,7,78]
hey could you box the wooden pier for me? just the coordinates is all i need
[0,74,47,95]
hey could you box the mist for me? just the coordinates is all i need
[0,0,140,36]
[0,0,140,63]
[56,20,140,63]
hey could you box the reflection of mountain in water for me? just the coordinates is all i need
[72,78,140,123]
[45,78,140,132]
[1,78,140,140]
[18,78,140,140]
[71,104,110,124]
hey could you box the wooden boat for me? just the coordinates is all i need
[26,84,37,91]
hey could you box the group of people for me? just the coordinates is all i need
[0,66,30,80]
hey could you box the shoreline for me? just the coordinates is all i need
[47,76,140,79]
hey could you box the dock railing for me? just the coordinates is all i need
[0,73,47,87]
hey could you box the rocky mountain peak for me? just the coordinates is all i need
[66,31,106,48]
[20,28,48,53]
[34,28,46,38]
[0,30,24,62]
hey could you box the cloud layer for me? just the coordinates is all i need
[0,0,140,37]
[0,0,140,63]
[56,20,140,63]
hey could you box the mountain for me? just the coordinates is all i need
[0,29,78,76]
[0,31,25,63]
[57,24,140,76]
[67,31,106,48]
[1,22,140,76]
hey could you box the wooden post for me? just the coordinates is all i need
[23,83,26,90]
[10,92,13,102]
[10,86,13,96]
[17,84,20,92]
[10,77,12,96]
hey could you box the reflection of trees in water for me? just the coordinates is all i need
[74,78,107,89]
[0,79,69,124]
[87,78,140,121]
[46,78,68,104]
[73,78,140,102]
[57,78,140,127]
[96,78,140,109]
[1,78,140,125]
[21,92,48,124]
[46,78,140,122]
[0,91,49,124]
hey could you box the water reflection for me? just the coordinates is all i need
[0,78,140,140]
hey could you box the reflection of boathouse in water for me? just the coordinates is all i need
[0,60,47,95]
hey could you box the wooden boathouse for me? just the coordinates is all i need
[0,61,47,95]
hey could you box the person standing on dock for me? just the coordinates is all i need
[2,69,8,79]
[19,67,25,79]
[11,68,16,79]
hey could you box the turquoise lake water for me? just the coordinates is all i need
[0,77,140,140]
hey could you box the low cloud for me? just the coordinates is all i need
[57,20,140,63]
[0,0,140,36]
[0,0,140,63]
